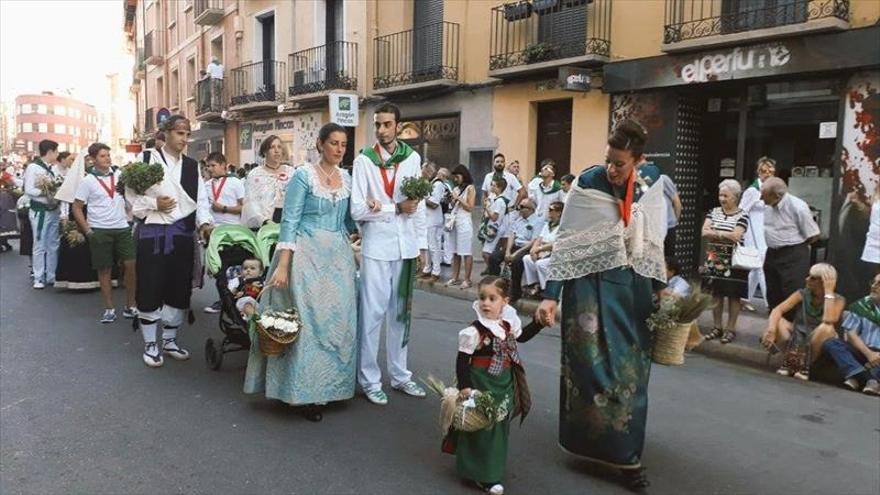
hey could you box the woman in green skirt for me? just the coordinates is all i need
[537,120,668,490]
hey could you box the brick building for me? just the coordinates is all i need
[15,92,99,155]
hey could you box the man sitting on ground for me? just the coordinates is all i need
[822,273,880,396]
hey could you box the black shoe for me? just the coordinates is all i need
[621,467,650,491]
[301,405,323,422]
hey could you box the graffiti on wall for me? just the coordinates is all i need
[834,71,880,300]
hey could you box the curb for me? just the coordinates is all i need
[415,279,779,371]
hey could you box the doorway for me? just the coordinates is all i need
[258,12,275,99]
[536,99,573,176]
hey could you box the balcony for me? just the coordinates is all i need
[489,0,611,78]
[133,48,145,80]
[144,107,156,133]
[373,21,459,95]
[144,30,165,66]
[288,41,358,103]
[194,0,224,26]
[229,60,287,110]
[662,0,850,52]
[195,78,225,121]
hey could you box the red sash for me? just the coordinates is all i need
[618,170,635,227]
[211,177,227,202]
[375,144,397,199]
[96,174,115,199]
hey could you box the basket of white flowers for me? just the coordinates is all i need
[254,308,301,356]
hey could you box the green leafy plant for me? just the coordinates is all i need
[400,176,433,200]
[116,161,164,195]
[522,42,560,64]
[648,289,714,332]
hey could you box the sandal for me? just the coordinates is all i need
[704,327,723,341]
[720,330,737,344]
[445,279,462,287]
[621,467,650,491]
[460,280,472,290]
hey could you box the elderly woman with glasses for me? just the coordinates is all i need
[761,263,845,381]
[701,179,751,344]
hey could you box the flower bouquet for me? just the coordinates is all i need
[61,220,85,247]
[116,161,164,195]
[400,176,433,201]
[648,289,714,366]
[425,376,510,433]
[254,308,302,356]
[36,174,64,203]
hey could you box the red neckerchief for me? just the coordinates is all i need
[375,143,398,199]
[95,173,115,199]
[211,177,227,202]
[618,170,635,227]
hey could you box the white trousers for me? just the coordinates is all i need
[522,254,552,289]
[358,257,413,392]
[442,229,453,264]
[29,209,60,284]
[426,224,444,276]
[138,305,185,344]
[747,268,768,305]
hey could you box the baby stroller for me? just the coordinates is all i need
[203,224,275,370]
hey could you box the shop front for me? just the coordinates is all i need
[237,112,324,168]
[603,26,880,298]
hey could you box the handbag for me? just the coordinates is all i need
[444,212,456,232]
[731,222,764,271]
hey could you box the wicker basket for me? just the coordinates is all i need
[255,321,299,356]
[652,321,693,366]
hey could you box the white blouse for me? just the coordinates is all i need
[862,201,880,264]
[241,164,293,228]
[458,302,522,354]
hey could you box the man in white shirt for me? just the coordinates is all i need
[206,57,224,110]
[528,161,564,218]
[202,151,244,314]
[423,167,450,281]
[72,143,137,324]
[500,198,545,302]
[128,115,214,368]
[481,153,523,206]
[351,102,427,405]
[761,177,821,314]
[23,139,60,288]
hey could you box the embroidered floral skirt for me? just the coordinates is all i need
[558,267,654,468]
[453,367,513,484]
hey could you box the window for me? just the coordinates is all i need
[38,123,48,133]
[55,123,66,134]
[58,142,67,152]
[37,104,47,114]
[171,68,180,106]
[55,105,67,116]
[26,141,33,152]
[22,122,33,132]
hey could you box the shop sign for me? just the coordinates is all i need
[603,26,880,93]
[329,93,358,127]
[558,67,591,92]
[818,121,837,139]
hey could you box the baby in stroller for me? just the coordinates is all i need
[227,257,265,320]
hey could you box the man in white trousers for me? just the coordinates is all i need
[351,102,427,405]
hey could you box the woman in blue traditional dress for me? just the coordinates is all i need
[244,123,358,422]
[536,120,667,490]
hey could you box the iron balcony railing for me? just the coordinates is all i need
[133,47,145,80]
[145,107,156,132]
[230,60,286,106]
[663,0,850,44]
[288,41,358,97]
[374,21,459,90]
[490,0,611,71]
[144,30,165,65]
[194,0,224,25]
[195,78,225,116]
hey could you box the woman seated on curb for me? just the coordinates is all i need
[760,263,845,380]
[822,273,880,396]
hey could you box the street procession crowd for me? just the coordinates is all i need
[2,102,880,494]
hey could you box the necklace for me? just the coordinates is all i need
[316,163,338,187]
[264,162,282,171]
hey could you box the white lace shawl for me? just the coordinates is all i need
[547,179,667,283]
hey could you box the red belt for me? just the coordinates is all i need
[470,356,511,369]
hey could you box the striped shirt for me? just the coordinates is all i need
[706,207,749,245]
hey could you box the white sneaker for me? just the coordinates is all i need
[143,342,164,368]
[33,281,45,289]
[863,379,880,396]
[365,389,388,405]
[100,308,117,324]
[843,378,860,391]
[162,338,191,361]
[393,381,427,398]
[487,484,504,495]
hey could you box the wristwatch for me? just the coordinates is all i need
[824,294,835,300]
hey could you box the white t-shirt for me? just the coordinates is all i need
[207,62,224,80]
[206,175,245,225]
[487,195,508,232]
[426,179,449,227]
[481,171,522,204]
[74,170,129,229]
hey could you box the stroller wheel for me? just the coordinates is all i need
[205,338,223,371]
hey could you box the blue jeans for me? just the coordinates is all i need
[822,339,880,381]
[29,208,60,284]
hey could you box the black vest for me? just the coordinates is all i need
[144,149,199,232]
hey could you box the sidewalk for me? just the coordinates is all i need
[416,256,783,371]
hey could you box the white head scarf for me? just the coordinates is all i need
[54,150,87,204]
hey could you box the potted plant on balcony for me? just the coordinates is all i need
[533,0,559,15]
[503,1,532,22]
[522,42,560,64]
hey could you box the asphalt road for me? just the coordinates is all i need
[1,250,878,495]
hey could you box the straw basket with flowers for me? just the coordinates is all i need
[648,289,714,366]
[424,376,509,433]
[254,308,302,356]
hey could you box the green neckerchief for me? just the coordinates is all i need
[750,178,761,191]
[848,296,880,326]
[33,157,55,177]
[89,167,114,178]
[360,141,415,169]
[538,179,562,194]
[399,258,417,348]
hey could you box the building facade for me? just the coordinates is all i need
[14,92,99,155]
